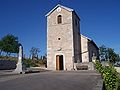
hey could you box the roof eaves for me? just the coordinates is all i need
[60,5,74,12]
[89,40,99,50]
[81,34,92,41]
[81,34,98,49]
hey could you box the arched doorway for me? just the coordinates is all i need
[56,55,64,70]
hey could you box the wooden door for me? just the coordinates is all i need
[56,55,63,70]
[56,55,60,70]
[59,55,63,70]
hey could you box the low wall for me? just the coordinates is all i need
[0,60,16,70]
[75,62,95,70]
[114,67,120,73]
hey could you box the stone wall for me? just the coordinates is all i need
[47,6,74,70]
[72,12,81,63]
[81,35,89,62]
[0,60,16,70]
[81,35,99,62]
[88,41,99,62]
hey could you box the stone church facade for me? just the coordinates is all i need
[46,4,99,70]
[81,34,99,63]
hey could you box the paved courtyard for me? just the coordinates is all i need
[0,70,103,90]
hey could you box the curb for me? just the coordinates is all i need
[92,75,103,90]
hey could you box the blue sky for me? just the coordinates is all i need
[0,0,120,57]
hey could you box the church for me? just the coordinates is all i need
[46,4,99,70]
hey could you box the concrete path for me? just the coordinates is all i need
[0,70,103,90]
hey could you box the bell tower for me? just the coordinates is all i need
[46,4,81,70]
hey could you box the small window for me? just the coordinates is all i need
[57,15,62,24]
[58,38,61,40]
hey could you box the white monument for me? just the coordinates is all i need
[14,45,24,74]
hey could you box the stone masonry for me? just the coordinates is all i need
[46,4,99,70]
[46,4,81,70]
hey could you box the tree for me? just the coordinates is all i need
[30,47,40,60]
[99,45,120,63]
[42,54,47,67]
[99,45,108,61]
[0,40,2,56]
[0,34,20,56]
[43,54,47,60]
[108,48,120,63]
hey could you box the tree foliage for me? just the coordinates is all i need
[99,45,120,63]
[0,40,2,55]
[108,48,120,63]
[99,45,108,61]
[30,47,40,59]
[0,34,20,56]
[94,60,119,90]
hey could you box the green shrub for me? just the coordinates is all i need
[94,60,119,90]
[23,59,38,67]
[103,66,118,90]
[94,60,104,73]
[22,59,46,68]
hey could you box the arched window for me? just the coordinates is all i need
[57,15,62,24]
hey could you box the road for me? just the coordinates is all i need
[0,70,103,90]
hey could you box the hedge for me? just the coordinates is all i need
[94,60,119,90]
